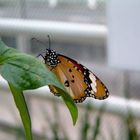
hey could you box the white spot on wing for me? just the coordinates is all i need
[89,72,97,93]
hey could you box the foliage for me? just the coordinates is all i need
[124,111,139,140]
[0,40,78,140]
[0,100,140,140]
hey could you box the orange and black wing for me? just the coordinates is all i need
[47,54,109,103]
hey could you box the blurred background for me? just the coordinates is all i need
[0,0,140,140]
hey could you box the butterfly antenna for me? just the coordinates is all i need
[32,38,47,47]
[48,35,51,50]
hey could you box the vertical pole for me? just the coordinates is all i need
[19,0,27,19]
[123,71,130,99]
[16,35,30,53]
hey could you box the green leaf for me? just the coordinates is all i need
[56,87,78,125]
[0,41,63,91]
[8,83,32,140]
[0,40,78,130]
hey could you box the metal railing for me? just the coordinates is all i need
[0,18,107,44]
[1,75,140,119]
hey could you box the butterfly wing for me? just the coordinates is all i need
[47,55,88,103]
[46,54,109,103]
[83,68,109,100]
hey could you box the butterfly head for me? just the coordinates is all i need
[45,49,59,67]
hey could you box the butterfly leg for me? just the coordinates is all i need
[36,54,45,59]
[50,67,55,71]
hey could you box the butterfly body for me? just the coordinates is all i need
[43,48,109,103]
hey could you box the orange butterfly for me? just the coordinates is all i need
[38,37,109,103]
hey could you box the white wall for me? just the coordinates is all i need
[107,0,140,71]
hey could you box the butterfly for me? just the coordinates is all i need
[37,36,109,103]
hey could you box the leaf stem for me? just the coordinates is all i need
[8,83,33,140]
